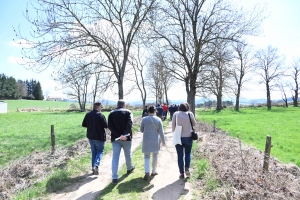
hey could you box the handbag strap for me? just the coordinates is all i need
[188,113,194,132]
[150,116,159,133]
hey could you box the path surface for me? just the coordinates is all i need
[49,122,193,200]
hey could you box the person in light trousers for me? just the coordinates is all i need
[108,100,135,184]
[140,105,166,180]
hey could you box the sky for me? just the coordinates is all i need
[1,0,300,102]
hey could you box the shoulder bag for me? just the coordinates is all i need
[188,113,198,140]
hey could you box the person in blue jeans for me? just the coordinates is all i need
[82,102,108,175]
[108,100,135,184]
[172,102,197,178]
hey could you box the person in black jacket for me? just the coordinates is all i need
[82,102,108,175]
[108,100,135,184]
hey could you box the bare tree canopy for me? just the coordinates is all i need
[149,0,265,113]
[289,57,300,106]
[230,41,255,111]
[254,46,285,110]
[16,0,157,99]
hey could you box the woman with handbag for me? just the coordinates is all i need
[140,105,166,180]
[172,102,197,179]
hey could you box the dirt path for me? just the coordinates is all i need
[49,122,193,200]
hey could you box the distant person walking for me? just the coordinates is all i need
[162,103,168,120]
[156,104,163,120]
[140,105,166,180]
[172,102,197,179]
[169,104,175,120]
[82,102,108,175]
[108,100,135,184]
[142,105,148,117]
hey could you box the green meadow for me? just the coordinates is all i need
[197,106,300,167]
[0,100,141,167]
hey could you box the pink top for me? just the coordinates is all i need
[172,111,197,137]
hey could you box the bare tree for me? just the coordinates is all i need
[17,80,27,98]
[254,46,285,110]
[146,59,164,104]
[129,43,148,108]
[276,80,289,107]
[231,42,254,111]
[204,41,233,111]
[149,0,264,113]
[54,63,91,111]
[289,57,300,106]
[15,0,157,100]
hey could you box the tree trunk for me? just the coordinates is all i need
[235,84,241,111]
[293,82,298,107]
[266,82,272,110]
[186,78,196,114]
[216,92,223,111]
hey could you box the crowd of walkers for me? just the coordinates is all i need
[142,103,180,121]
[82,100,197,184]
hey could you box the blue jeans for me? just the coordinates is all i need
[144,152,159,173]
[175,137,193,174]
[88,140,105,168]
[112,140,132,179]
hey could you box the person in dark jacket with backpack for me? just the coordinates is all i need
[82,102,108,175]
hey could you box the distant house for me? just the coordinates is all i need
[47,96,64,101]
[0,101,7,113]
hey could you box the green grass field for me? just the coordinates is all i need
[197,106,300,166]
[0,100,142,167]
[3,100,74,111]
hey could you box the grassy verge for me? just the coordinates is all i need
[197,106,300,166]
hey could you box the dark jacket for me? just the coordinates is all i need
[108,107,133,142]
[156,106,163,116]
[82,110,108,141]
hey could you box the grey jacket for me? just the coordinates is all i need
[140,115,166,153]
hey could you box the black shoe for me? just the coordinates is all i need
[151,172,158,176]
[143,173,150,180]
[93,166,99,175]
[127,165,135,174]
[179,174,184,179]
[112,179,118,184]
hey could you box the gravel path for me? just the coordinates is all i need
[49,122,194,200]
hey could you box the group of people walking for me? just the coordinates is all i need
[82,100,197,184]
[142,103,180,121]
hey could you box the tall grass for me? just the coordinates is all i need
[197,106,300,166]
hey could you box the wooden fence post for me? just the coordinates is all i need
[213,120,216,133]
[263,135,272,172]
[51,125,55,154]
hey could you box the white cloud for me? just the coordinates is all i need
[7,56,27,65]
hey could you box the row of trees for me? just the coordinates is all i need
[15,0,299,112]
[0,74,44,100]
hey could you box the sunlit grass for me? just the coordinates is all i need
[197,106,300,166]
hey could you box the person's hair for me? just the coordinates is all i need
[117,99,125,108]
[93,102,102,110]
[178,102,189,112]
[147,105,156,114]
